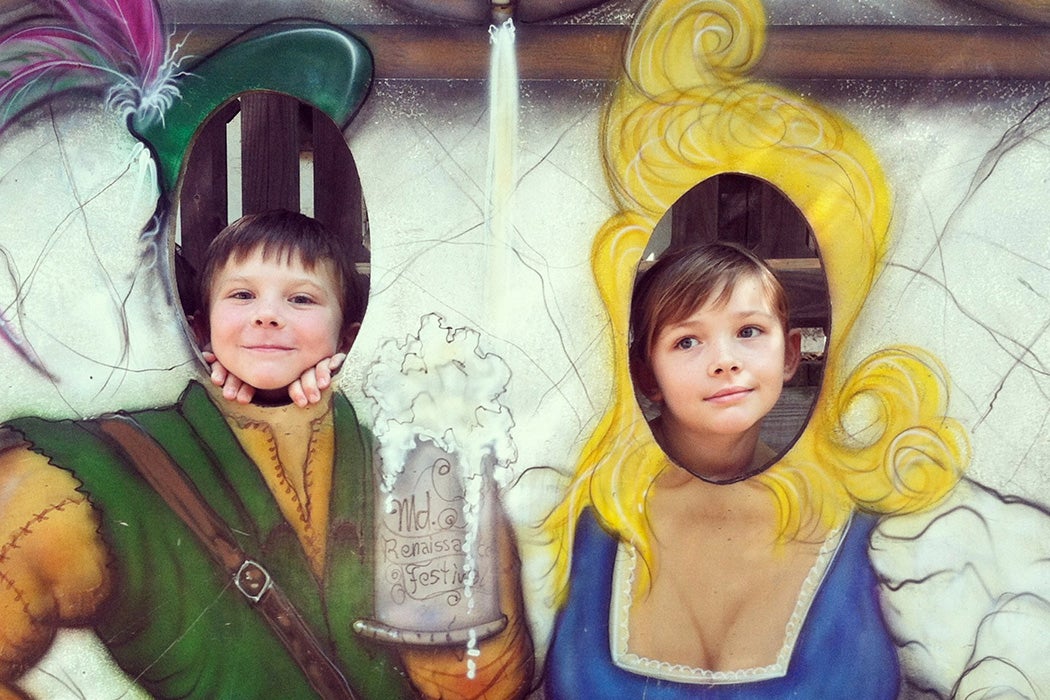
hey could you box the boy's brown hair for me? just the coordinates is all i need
[196,209,365,337]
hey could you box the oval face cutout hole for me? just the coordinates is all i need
[639,173,829,467]
[173,92,369,327]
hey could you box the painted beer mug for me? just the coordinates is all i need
[356,315,515,659]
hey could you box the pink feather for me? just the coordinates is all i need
[0,0,174,128]
[0,307,54,381]
[50,0,165,83]
[0,0,172,378]
[0,26,110,119]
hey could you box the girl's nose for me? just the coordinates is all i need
[709,341,740,376]
[710,362,741,376]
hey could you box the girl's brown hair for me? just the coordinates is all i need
[629,242,790,370]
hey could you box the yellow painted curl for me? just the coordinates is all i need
[544,0,969,601]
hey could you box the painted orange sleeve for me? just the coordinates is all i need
[400,518,535,700]
[0,444,111,684]
[0,684,28,700]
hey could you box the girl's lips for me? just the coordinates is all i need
[244,344,293,352]
[705,386,752,402]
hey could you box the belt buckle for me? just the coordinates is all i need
[235,559,272,603]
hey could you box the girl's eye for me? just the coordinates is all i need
[229,290,253,300]
[675,337,699,350]
[739,326,762,339]
[290,294,315,304]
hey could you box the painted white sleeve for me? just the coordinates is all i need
[869,478,1050,699]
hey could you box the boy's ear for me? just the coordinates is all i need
[189,314,209,350]
[783,328,802,382]
[339,322,361,354]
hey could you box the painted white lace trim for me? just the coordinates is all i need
[609,515,851,685]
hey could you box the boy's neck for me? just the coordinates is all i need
[251,387,299,407]
[203,380,333,417]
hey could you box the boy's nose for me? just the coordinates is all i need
[252,307,284,328]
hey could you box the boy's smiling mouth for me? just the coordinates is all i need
[244,344,294,352]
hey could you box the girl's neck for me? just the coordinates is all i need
[650,416,771,484]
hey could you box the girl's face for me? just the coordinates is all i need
[207,247,345,391]
[643,274,800,448]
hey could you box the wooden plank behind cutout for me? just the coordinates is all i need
[312,110,368,264]
[241,92,300,214]
[178,101,239,280]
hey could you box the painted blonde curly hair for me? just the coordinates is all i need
[542,0,970,602]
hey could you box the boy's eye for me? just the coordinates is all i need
[229,290,254,300]
[738,326,762,339]
[675,337,700,350]
[289,294,316,304]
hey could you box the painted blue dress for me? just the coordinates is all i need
[544,509,900,698]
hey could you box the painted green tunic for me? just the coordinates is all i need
[8,382,413,699]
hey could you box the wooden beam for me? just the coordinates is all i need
[367,24,628,79]
[176,25,627,80]
[758,26,1050,80]
[175,24,1050,81]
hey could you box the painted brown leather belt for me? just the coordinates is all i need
[97,414,359,700]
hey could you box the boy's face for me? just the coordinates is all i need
[643,274,801,447]
[207,247,345,392]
